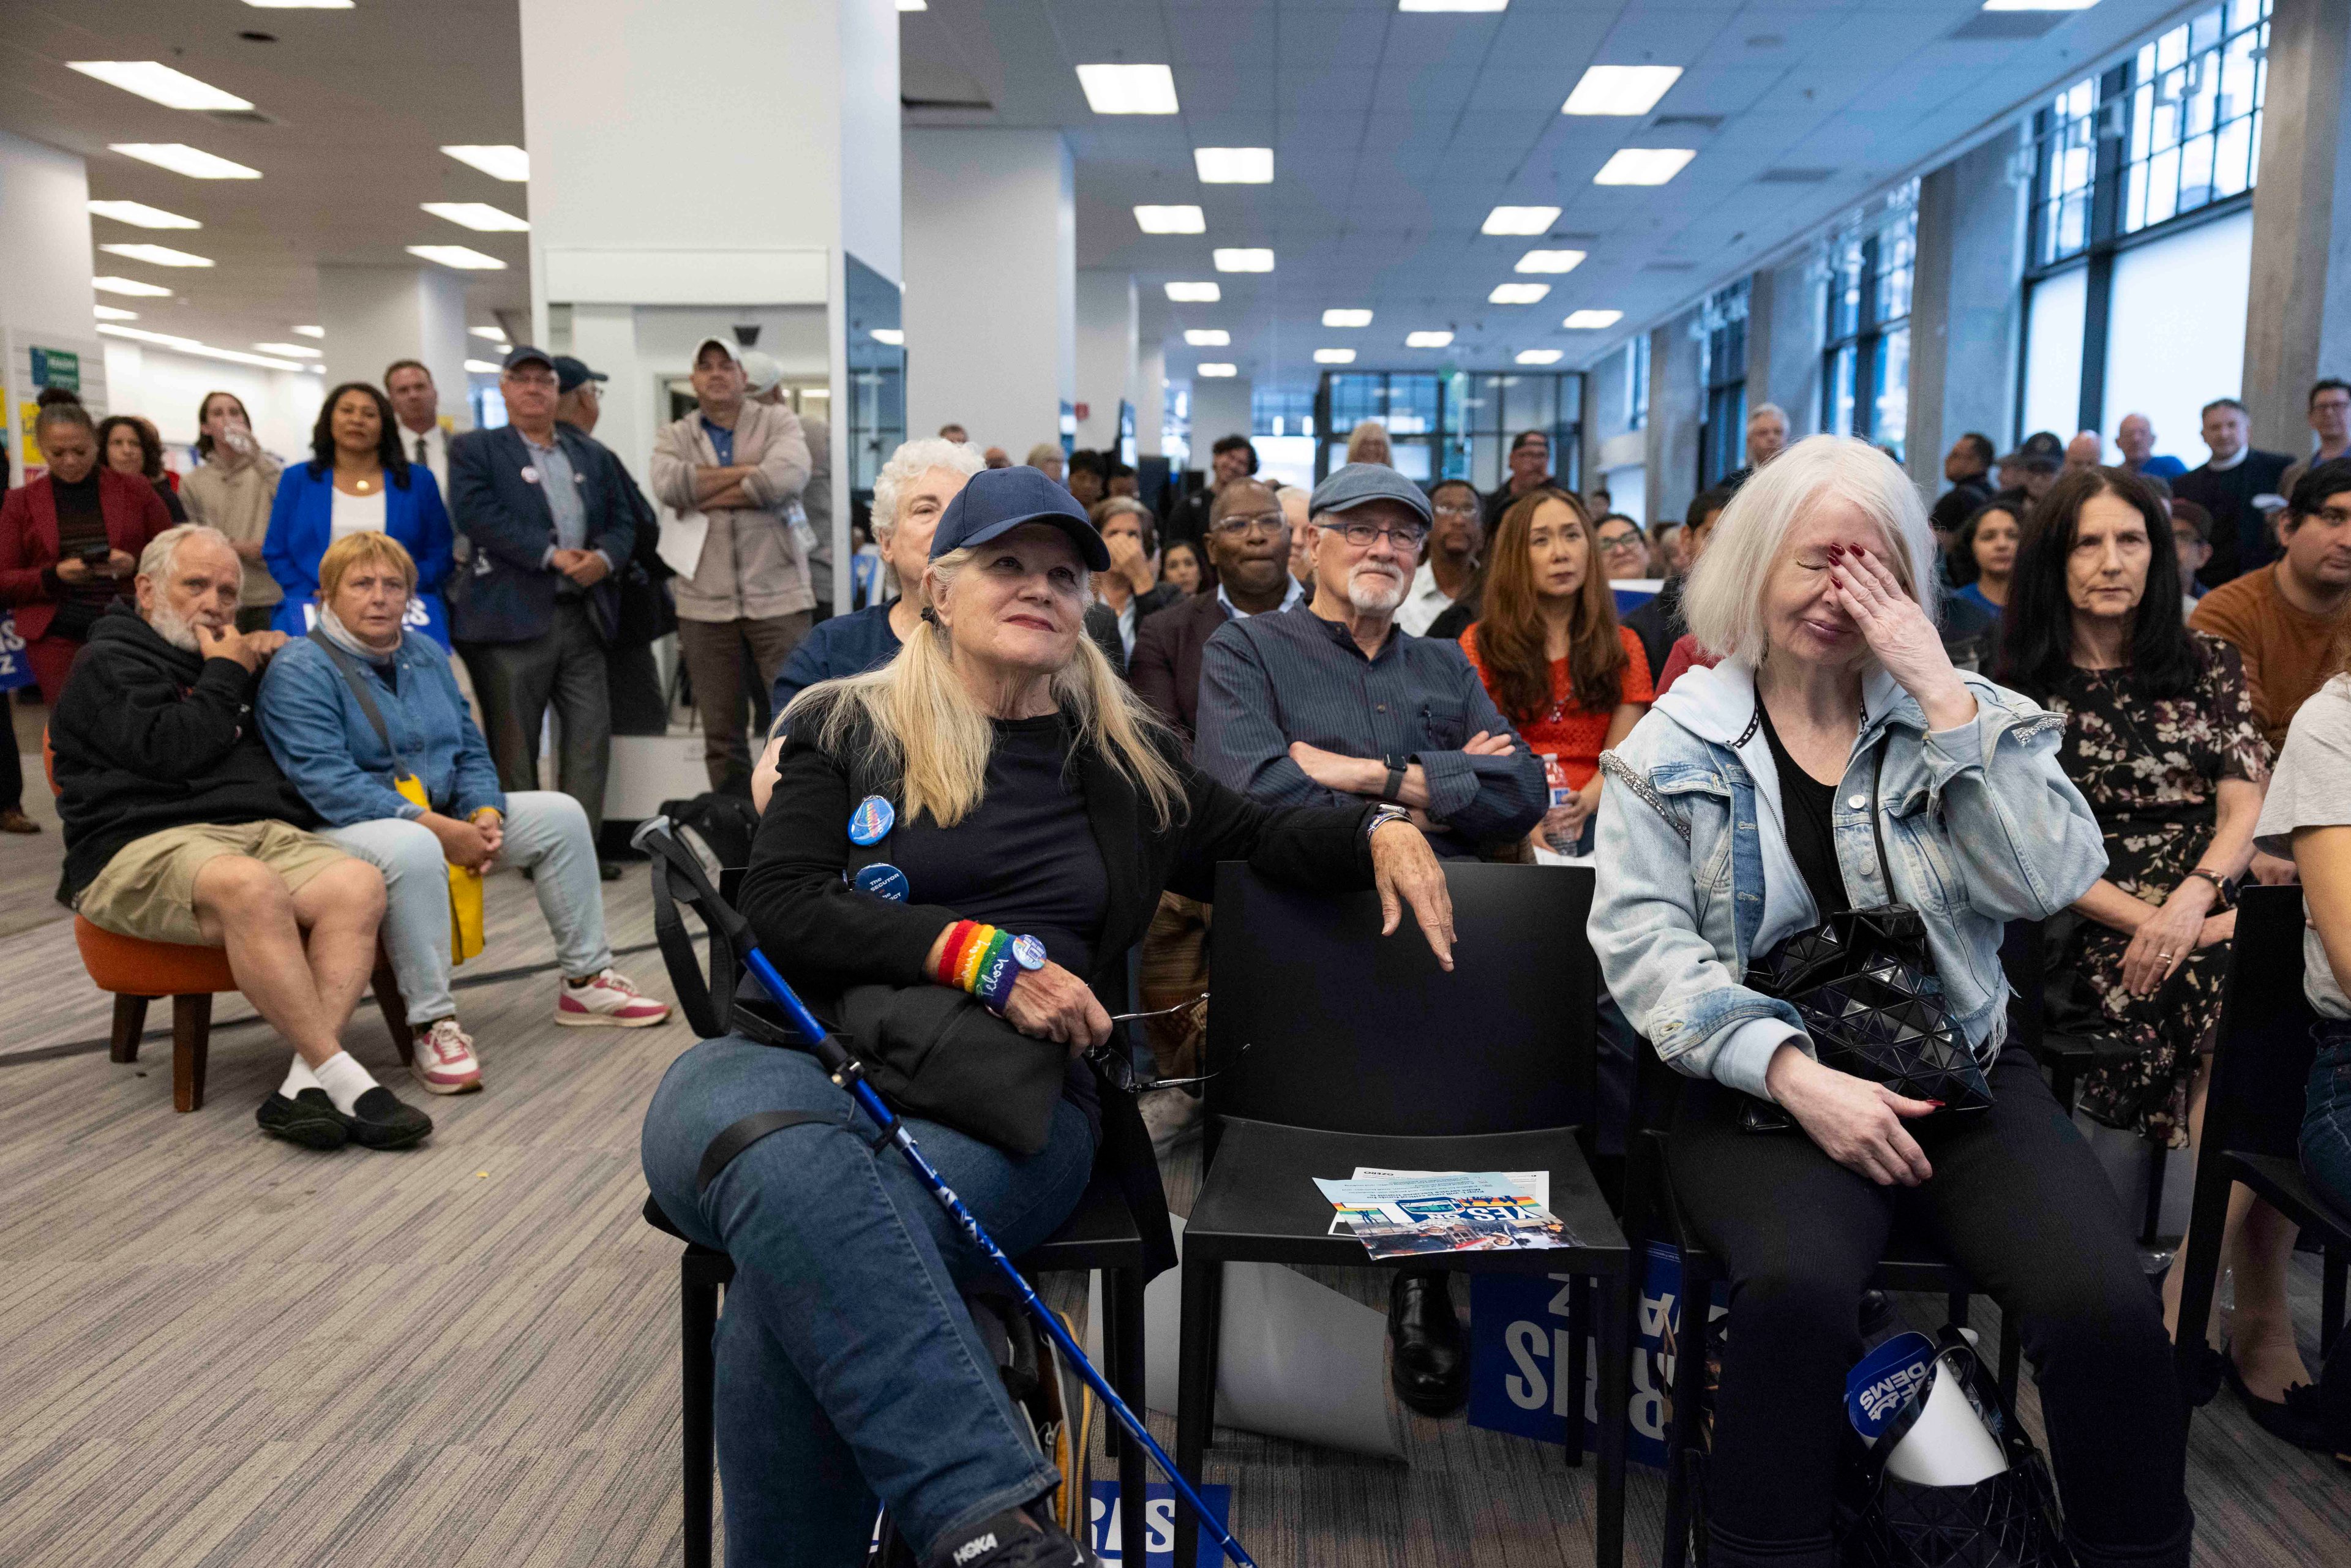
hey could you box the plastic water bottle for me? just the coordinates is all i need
[1540,754,1581,853]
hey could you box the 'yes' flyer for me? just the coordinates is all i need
[1313,1171,1573,1260]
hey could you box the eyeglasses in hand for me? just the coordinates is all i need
[1088,992,1228,1093]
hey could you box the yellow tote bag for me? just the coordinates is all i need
[393,773,486,964]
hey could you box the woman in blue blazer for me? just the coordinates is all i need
[264,381,456,646]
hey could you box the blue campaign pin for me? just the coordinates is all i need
[1011,933,1048,971]
[847,794,894,846]
[1846,1330,1938,1442]
[852,863,910,902]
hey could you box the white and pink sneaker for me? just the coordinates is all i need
[412,1018,484,1094]
[555,969,672,1029]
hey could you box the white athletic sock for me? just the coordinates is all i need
[313,1051,380,1116]
[280,1057,322,1098]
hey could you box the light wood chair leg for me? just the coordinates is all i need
[110,995,151,1063]
[171,993,212,1112]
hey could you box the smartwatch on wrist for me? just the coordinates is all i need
[1382,764,1405,803]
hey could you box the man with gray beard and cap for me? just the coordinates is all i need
[47,523,435,1152]
[1192,462,1546,1420]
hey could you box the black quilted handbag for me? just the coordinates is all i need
[1743,740,1994,1122]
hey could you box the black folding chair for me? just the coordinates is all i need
[2175,884,2350,1395]
[1172,861,1635,1568]
[1627,1041,2021,1568]
[637,828,1159,1567]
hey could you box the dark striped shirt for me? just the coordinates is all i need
[1194,602,1547,857]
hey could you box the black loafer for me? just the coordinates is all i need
[1389,1269,1469,1417]
[336,1085,433,1150]
[257,1089,348,1150]
[2225,1354,2334,1450]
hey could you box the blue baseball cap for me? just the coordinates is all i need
[501,343,555,374]
[551,356,606,395]
[1309,462,1434,527]
[930,465,1111,570]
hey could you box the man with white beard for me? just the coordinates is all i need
[1191,463,1547,1421]
[48,525,435,1151]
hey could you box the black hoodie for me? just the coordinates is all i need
[50,601,319,900]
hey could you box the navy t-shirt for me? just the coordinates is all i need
[771,601,901,719]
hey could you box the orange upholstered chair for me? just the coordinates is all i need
[46,731,410,1112]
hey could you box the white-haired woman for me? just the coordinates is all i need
[643,467,1455,1568]
[1589,437,2190,1568]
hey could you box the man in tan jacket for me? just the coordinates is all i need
[650,336,814,794]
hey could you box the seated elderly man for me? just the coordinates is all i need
[1194,461,1547,1419]
[258,532,670,1097]
[49,523,433,1151]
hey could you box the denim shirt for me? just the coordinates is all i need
[1588,658,2106,1102]
[257,632,507,827]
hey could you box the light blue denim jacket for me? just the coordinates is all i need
[1589,658,2106,1102]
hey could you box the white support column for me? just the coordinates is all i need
[1134,341,1166,460]
[903,129,1074,454]
[1074,269,1137,456]
[2243,0,2351,449]
[317,264,472,424]
[0,129,102,481]
[1188,375,1254,457]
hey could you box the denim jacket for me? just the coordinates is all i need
[1588,658,2105,1102]
[257,632,506,827]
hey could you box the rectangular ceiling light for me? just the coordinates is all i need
[1313,348,1357,364]
[470,324,508,342]
[97,323,307,371]
[441,144,530,181]
[405,244,507,270]
[68,61,252,112]
[1405,330,1454,348]
[1213,248,1275,272]
[1515,348,1564,365]
[88,199,200,230]
[1594,148,1697,186]
[1076,64,1179,115]
[1489,282,1551,304]
[293,324,324,337]
[1194,147,1274,184]
[1166,280,1222,302]
[464,358,504,374]
[1134,204,1206,234]
[898,0,928,9]
[869,328,906,345]
[1981,0,2100,9]
[1322,309,1373,328]
[94,304,139,321]
[1481,205,1561,236]
[1562,66,1684,117]
[1516,249,1586,274]
[253,341,323,358]
[110,143,261,179]
[1184,329,1230,347]
[94,275,174,297]
[1564,309,1624,329]
[1398,1,1509,10]
[99,242,213,268]
[1196,363,1238,377]
[244,1,359,8]
[421,201,530,232]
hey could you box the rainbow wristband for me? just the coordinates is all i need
[932,920,1023,1013]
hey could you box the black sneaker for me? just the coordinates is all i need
[923,1508,1087,1568]
[337,1085,434,1150]
[257,1089,349,1150]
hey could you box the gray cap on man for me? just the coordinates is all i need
[1308,462,1434,525]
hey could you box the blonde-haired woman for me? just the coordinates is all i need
[1590,436,2188,1568]
[1346,418,1393,467]
[258,531,668,1098]
[640,467,1455,1568]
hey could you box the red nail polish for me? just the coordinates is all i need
[1927,1100,1945,1108]
[1826,542,1844,557]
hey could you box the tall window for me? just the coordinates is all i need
[1820,181,1917,460]
[1625,336,1649,432]
[1697,281,1749,487]
[2123,0,2270,233]
[2029,79,2101,268]
[1450,370,1581,493]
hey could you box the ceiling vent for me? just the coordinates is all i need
[1550,230,1603,241]
[203,108,279,126]
[902,96,994,112]
[1643,261,1697,272]
[1949,12,2071,41]
[1758,167,1836,184]
[1650,114,1724,133]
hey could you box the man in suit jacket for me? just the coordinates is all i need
[2173,396,2295,585]
[446,345,635,847]
[1129,478,1299,742]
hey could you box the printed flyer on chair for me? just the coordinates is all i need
[1313,1171,1572,1259]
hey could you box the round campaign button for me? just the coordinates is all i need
[847,795,895,846]
[852,863,910,902]
[1010,933,1048,971]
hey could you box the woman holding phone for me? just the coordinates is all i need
[181,389,285,632]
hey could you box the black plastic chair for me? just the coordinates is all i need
[2175,884,2350,1394]
[1172,861,1635,1568]
[1627,1041,2021,1568]
[635,829,1158,1566]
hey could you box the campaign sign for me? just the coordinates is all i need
[273,593,451,650]
[1468,1240,1715,1466]
[1847,1331,1938,1443]
[1086,1481,1231,1566]
[0,611,34,693]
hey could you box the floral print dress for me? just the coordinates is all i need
[2047,632,2268,1145]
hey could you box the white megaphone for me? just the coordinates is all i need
[1881,1347,2009,1487]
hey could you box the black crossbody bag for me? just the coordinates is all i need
[1739,737,1995,1133]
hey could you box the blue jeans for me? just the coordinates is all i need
[324,790,610,1022]
[642,1034,1096,1567]
[2301,1019,2351,1215]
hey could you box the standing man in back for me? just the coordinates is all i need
[2116,413,2188,479]
[384,360,451,503]
[2173,396,2295,584]
[554,354,673,738]
[650,337,814,797]
[2279,379,2351,507]
[446,345,635,855]
[1483,430,1554,527]
[1165,434,1259,555]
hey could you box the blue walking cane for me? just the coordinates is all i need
[636,820,1256,1567]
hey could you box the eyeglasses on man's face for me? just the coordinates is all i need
[1209,512,1286,538]
[1327,519,1430,552]
[1433,500,1480,521]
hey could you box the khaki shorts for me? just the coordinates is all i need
[77,821,350,947]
